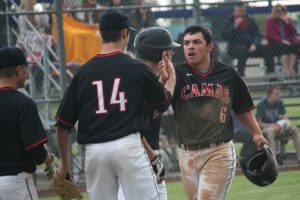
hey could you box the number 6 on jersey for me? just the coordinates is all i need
[93,78,128,114]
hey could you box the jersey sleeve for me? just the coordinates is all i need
[55,76,78,129]
[18,98,48,151]
[232,72,255,114]
[139,68,172,113]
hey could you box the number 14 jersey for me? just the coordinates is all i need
[172,61,254,146]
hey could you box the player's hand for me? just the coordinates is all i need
[253,134,268,150]
[57,164,70,179]
[44,153,55,180]
[151,155,165,184]
[159,51,175,83]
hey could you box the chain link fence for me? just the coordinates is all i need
[1,0,300,192]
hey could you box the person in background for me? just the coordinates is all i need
[256,85,300,163]
[131,0,154,30]
[222,3,274,76]
[264,4,300,75]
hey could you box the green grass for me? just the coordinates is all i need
[41,171,300,200]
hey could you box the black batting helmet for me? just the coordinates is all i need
[134,27,180,63]
[240,144,278,187]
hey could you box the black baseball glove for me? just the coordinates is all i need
[151,155,166,184]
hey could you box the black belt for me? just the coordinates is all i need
[179,138,232,151]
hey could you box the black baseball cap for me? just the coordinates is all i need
[99,9,135,31]
[0,47,34,70]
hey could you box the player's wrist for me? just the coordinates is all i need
[45,153,54,164]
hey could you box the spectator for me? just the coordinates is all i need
[131,0,154,30]
[256,85,300,163]
[75,0,100,25]
[104,0,124,7]
[264,4,300,75]
[222,3,274,76]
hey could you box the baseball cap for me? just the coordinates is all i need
[99,9,135,31]
[0,47,34,70]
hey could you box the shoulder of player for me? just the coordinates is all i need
[9,90,37,109]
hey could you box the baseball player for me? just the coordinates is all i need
[0,47,54,200]
[160,25,268,200]
[55,9,176,200]
[118,27,180,200]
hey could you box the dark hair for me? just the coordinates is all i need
[183,25,212,45]
[100,30,122,43]
[267,85,281,96]
[0,67,16,78]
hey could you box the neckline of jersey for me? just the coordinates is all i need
[186,61,215,77]
[0,86,16,91]
[96,51,123,57]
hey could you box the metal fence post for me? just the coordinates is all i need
[54,0,67,96]
[193,0,201,25]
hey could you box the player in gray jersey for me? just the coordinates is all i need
[160,25,268,200]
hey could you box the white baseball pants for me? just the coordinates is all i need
[85,133,159,200]
[0,172,38,200]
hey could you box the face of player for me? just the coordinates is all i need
[269,89,281,103]
[183,32,213,67]
[16,65,29,88]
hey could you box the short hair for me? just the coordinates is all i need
[267,85,281,96]
[0,67,16,78]
[182,25,212,45]
[100,30,122,43]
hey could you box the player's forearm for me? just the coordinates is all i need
[142,137,155,161]
[164,73,176,97]
[56,126,71,170]
[237,111,263,137]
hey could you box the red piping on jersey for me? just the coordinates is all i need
[0,86,16,91]
[25,137,49,150]
[96,51,123,57]
[55,116,74,127]
[235,105,256,115]
[149,90,169,107]
[186,62,215,77]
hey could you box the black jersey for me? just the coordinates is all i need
[142,106,161,150]
[172,61,254,146]
[0,87,48,175]
[55,52,171,144]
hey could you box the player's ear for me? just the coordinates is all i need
[207,42,214,53]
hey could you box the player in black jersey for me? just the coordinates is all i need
[0,47,54,200]
[55,9,176,200]
[160,25,268,200]
[117,27,180,200]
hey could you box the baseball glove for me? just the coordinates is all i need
[151,155,166,184]
[52,172,83,200]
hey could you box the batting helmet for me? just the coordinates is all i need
[134,27,180,63]
[240,144,278,187]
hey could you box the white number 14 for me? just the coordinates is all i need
[93,78,128,114]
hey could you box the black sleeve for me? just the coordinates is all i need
[139,68,172,113]
[55,76,78,129]
[26,145,48,165]
[18,98,48,151]
[232,71,255,114]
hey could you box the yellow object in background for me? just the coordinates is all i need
[52,14,102,65]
